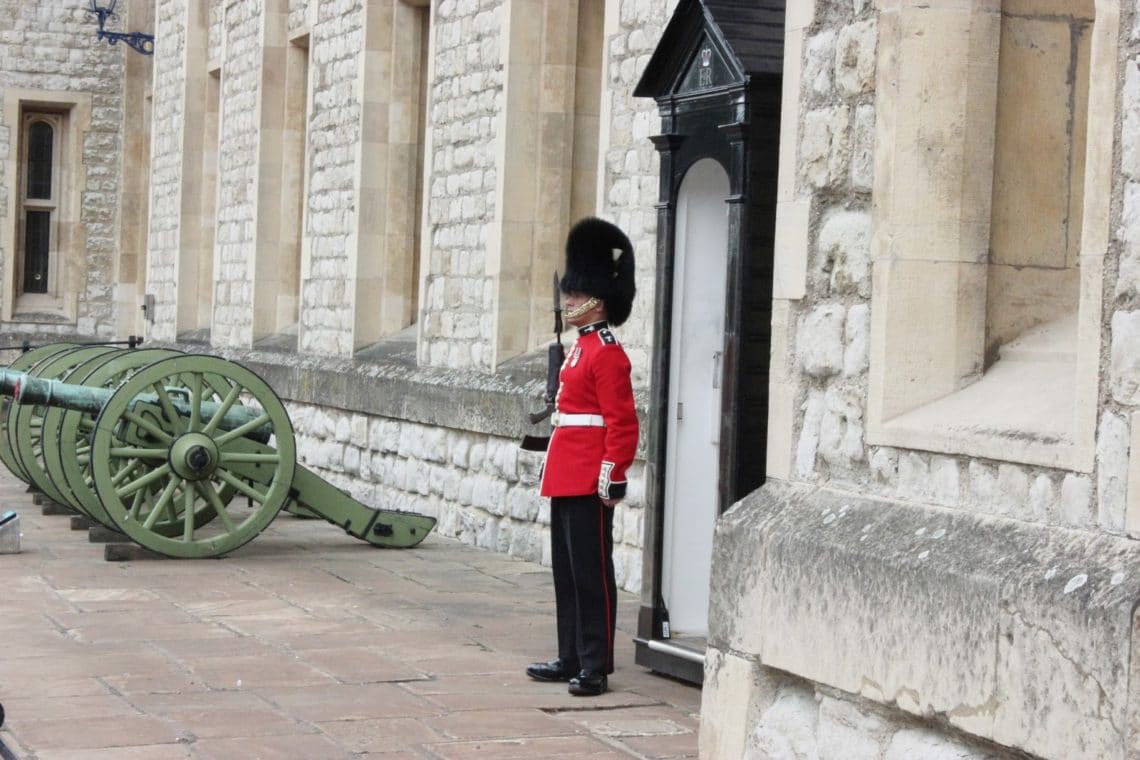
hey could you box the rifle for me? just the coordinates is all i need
[520,272,563,452]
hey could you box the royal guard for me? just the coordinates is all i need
[526,217,639,697]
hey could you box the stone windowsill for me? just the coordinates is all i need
[868,314,1092,472]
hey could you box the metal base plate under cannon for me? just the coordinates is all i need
[1,345,436,558]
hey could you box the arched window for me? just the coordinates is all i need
[25,121,53,200]
[20,115,60,295]
[2,94,88,323]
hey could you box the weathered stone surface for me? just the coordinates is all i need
[709,482,1140,760]
[1028,474,1056,523]
[801,105,851,189]
[868,447,897,484]
[1060,473,1093,527]
[851,103,875,191]
[818,208,872,298]
[897,452,931,501]
[1117,183,1140,297]
[749,684,819,760]
[929,456,960,507]
[799,305,846,378]
[700,648,769,760]
[805,30,836,94]
[883,728,989,760]
[994,464,1030,519]
[834,19,877,97]
[1097,412,1130,532]
[818,387,865,471]
[967,461,998,513]
[817,696,888,760]
[795,389,827,479]
[1123,59,1140,180]
[1110,311,1140,403]
[843,303,871,377]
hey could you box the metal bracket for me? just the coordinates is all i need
[87,3,155,56]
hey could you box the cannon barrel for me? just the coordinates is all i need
[13,373,108,415]
[7,371,270,439]
[0,369,20,396]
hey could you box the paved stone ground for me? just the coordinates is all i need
[0,468,701,759]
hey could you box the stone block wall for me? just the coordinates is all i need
[780,2,877,494]
[0,1,132,337]
[288,0,311,33]
[702,652,1027,760]
[774,1,1111,535]
[595,0,664,387]
[417,0,504,370]
[704,1,1140,758]
[208,0,223,63]
[145,0,188,341]
[295,0,365,357]
[1113,2,1140,536]
[212,1,262,348]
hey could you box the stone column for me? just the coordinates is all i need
[489,0,580,368]
[867,0,1000,424]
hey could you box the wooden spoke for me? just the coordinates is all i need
[116,462,171,499]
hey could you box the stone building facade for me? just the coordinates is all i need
[701,1,1140,759]
[0,0,151,340]
[4,0,1140,758]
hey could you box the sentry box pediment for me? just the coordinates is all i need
[634,0,784,102]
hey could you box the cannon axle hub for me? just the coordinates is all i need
[169,433,219,481]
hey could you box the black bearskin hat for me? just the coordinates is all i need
[560,217,636,326]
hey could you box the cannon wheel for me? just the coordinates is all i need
[44,347,192,530]
[89,355,296,558]
[9,345,120,508]
[0,343,77,482]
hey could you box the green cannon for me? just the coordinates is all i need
[0,344,436,558]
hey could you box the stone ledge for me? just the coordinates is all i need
[167,342,546,440]
[708,480,1140,760]
[161,342,648,449]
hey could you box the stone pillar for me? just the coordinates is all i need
[350,0,427,348]
[489,0,580,368]
[867,0,1000,423]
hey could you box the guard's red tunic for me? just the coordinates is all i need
[540,322,639,500]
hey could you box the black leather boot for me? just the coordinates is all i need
[568,670,608,696]
[526,658,579,682]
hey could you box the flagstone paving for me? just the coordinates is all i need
[0,468,701,759]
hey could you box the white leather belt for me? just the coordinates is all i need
[554,413,605,427]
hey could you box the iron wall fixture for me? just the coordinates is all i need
[86,0,154,56]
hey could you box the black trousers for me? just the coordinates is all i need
[550,494,618,675]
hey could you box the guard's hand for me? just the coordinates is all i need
[601,497,620,507]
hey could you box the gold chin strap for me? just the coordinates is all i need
[565,296,600,320]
